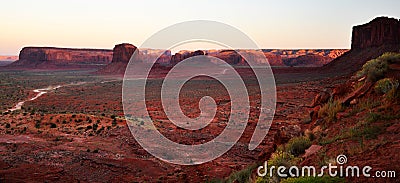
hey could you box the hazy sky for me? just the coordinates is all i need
[1,0,399,55]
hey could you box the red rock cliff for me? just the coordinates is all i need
[21,47,112,64]
[111,43,138,63]
[351,17,400,49]
[325,16,400,74]
[11,47,113,68]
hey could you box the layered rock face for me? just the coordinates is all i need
[170,50,205,64]
[283,55,331,67]
[210,49,346,67]
[213,50,243,65]
[351,17,400,49]
[22,47,112,64]
[11,47,113,68]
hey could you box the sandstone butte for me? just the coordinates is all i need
[324,16,400,74]
[9,47,113,68]
[7,45,348,73]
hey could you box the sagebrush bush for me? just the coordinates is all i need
[357,52,400,82]
[378,52,400,64]
[285,136,312,156]
[280,176,346,183]
[318,99,344,122]
[253,151,298,183]
[357,58,388,82]
[268,151,296,167]
[374,78,399,94]
[225,164,258,183]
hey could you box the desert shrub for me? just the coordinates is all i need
[280,176,346,183]
[351,98,380,115]
[50,123,57,128]
[378,52,400,64]
[374,78,399,94]
[357,52,400,82]
[385,86,400,102]
[96,126,105,134]
[92,123,98,131]
[112,118,117,126]
[318,99,344,122]
[5,123,11,128]
[225,164,258,183]
[35,120,41,129]
[285,136,312,157]
[349,124,383,140]
[366,112,382,123]
[264,151,298,183]
[357,58,387,82]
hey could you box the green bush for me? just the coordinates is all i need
[225,164,258,183]
[285,136,312,157]
[280,176,346,183]
[378,52,400,64]
[318,99,344,122]
[357,52,400,82]
[92,123,98,131]
[263,151,298,183]
[357,58,388,82]
[374,78,399,94]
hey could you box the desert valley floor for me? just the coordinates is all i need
[0,68,352,182]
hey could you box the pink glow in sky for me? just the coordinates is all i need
[0,0,399,55]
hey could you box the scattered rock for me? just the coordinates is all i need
[310,90,331,107]
[341,81,374,105]
[309,106,321,122]
[350,99,357,105]
[303,145,322,158]
[336,112,348,120]
[276,125,302,144]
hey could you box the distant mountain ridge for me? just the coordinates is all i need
[0,56,18,61]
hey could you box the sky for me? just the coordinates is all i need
[0,0,399,55]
